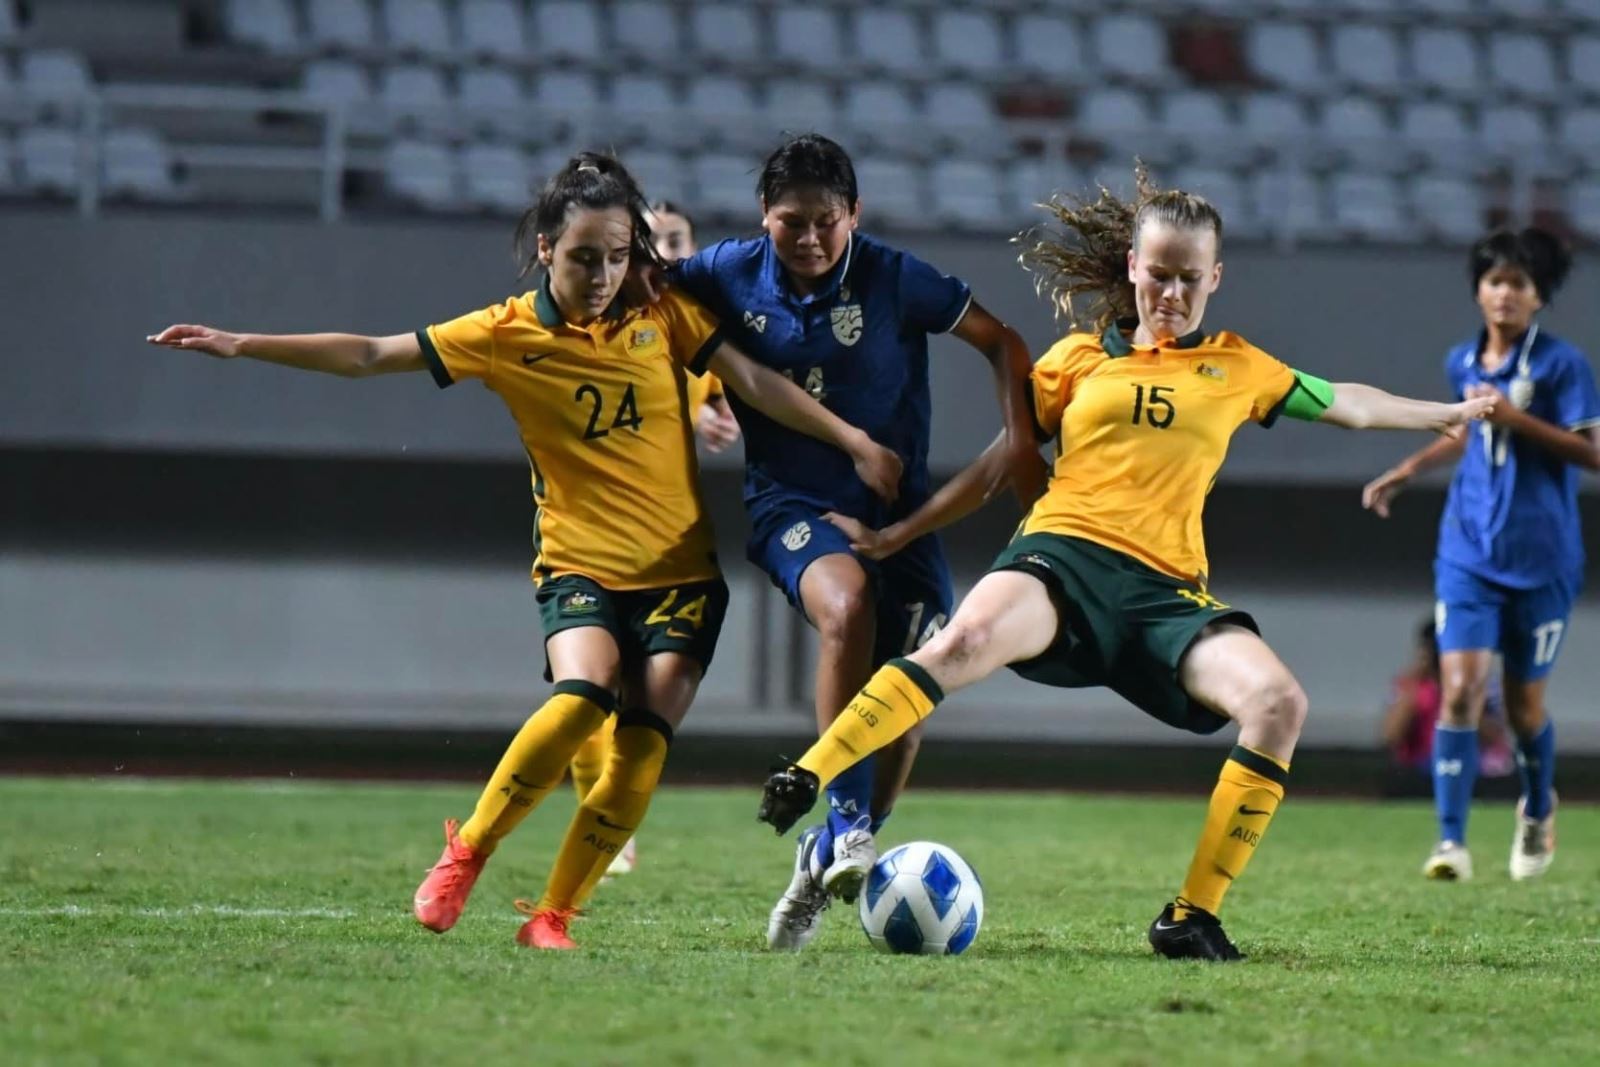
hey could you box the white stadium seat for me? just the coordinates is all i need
[532,0,601,62]
[1479,104,1550,162]
[1090,13,1171,83]
[689,3,762,64]
[302,59,373,107]
[931,11,1005,78]
[624,149,688,206]
[610,1,679,60]
[1566,180,1600,240]
[1331,172,1408,240]
[1161,90,1237,166]
[307,0,376,52]
[1409,28,1480,99]
[381,0,453,58]
[1558,107,1600,167]
[459,0,526,62]
[1247,22,1326,95]
[930,159,1007,230]
[1172,167,1250,236]
[851,10,925,75]
[379,64,450,120]
[762,78,839,136]
[855,157,924,229]
[691,152,755,217]
[1321,96,1399,172]
[1398,101,1475,171]
[1330,25,1404,95]
[1012,14,1085,81]
[1240,92,1310,151]
[18,125,81,195]
[1249,168,1330,241]
[457,66,523,118]
[460,141,532,213]
[1410,173,1484,244]
[20,50,94,101]
[225,0,301,53]
[1568,36,1600,99]
[384,138,458,210]
[771,9,841,73]
[1486,34,1560,104]
[102,126,182,201]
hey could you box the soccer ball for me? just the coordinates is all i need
[857,841,983,956]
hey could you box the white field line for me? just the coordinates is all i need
[0,904,356,919]
[0,904,744,926]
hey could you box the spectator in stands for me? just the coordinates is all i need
[146,152,901,950]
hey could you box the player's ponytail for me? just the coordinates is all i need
[1470,227,1573,304]
[1017,162,1223,332]
[513,151,662,278]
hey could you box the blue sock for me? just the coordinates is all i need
[870,809,891,836]
[1433,724,1479,844]
[1516,720,1556,820]
[825,753,875,840]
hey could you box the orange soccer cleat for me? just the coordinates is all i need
[514,901,580,950]
[413,818,488,933]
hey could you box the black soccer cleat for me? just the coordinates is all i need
[1148,901,1245,962]
[757,762,820,835]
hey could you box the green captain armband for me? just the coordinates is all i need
[1278,369,1335,422]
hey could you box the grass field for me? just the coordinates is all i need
[3,776,1597,1066]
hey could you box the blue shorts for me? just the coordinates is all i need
[1434,558,1579,682]
[748,500,954,665]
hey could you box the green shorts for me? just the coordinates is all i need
[535,573,730,682]
[990,533,1259,735]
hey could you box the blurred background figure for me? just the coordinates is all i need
[1382,617,1513,786]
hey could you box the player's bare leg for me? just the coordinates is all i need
[1426,649,1494,880]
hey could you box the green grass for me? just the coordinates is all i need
[2,777,1597,1066]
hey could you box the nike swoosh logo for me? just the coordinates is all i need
[511,774,537,788]
[666,629,692,638]
[596,814,636,832]
[859,692,891,711]
[1152,920,1182,931]
[522,352,553,365]
[1238,806,1272,816]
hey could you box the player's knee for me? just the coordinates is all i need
[809,582,874,646]
[1440,675,1487,728]
[929,616,993,672]
[1237,674,1308,740]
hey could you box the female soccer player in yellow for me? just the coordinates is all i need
[565,198,740,883]
[147,153,901,951]
[757,167,1496,961]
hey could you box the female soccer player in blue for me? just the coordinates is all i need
[1364,228,1600,882]
[666,134,1041,949]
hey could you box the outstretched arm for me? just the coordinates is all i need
[706,342,903,503]
[147,325,425,378]
[1317,382,1496,432]
[1361,433,1467,518]
[948,302,1047,506]
[824,430,1044,561]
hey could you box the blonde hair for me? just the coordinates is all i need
[1016,162,1224,332]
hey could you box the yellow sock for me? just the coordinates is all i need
[797,658,943,787]
[1174,745,1289,918]
[458,680,615,855]
[569,714,615,802]
[537,709,672,911]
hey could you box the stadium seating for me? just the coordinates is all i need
[2,0,1597,245]
[101,126,184,201]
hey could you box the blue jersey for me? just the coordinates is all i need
[670,232,972,523]
[1437,324,1600,589]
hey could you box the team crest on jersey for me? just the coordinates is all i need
[627,326,659,351]
[561,591,601,615]
[831,303,863,346]
[743,310,767,334]
[1192,360,1226,381]
[781,521,812,551]
[1509,377,1535,410]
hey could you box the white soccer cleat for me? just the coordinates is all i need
[1423,840,1473,881]
[821,818,877,904]
[607,837,637,877]
[766,826,830,952]
[1509,793,1557,881]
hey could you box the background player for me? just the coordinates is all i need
[664,133,1042,950]
[568,197,741,883]
[147,153,901,950]
[1362,228,1600,882]
[757,166,1494,961]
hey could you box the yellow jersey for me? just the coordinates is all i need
[1025,320,1295,587]
[686,369,724,419]
[419,282,724,590]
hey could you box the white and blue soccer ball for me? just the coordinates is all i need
[858,841,983,956]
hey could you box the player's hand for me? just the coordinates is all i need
[1005,439,1049,506]
[1461,384,1510,426]
[694,397,741,453]
[1361,467,1411,519]
[146,324,243,359]
[850,433,902,504]
[623,260,667,306]
[822,511,897,561]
